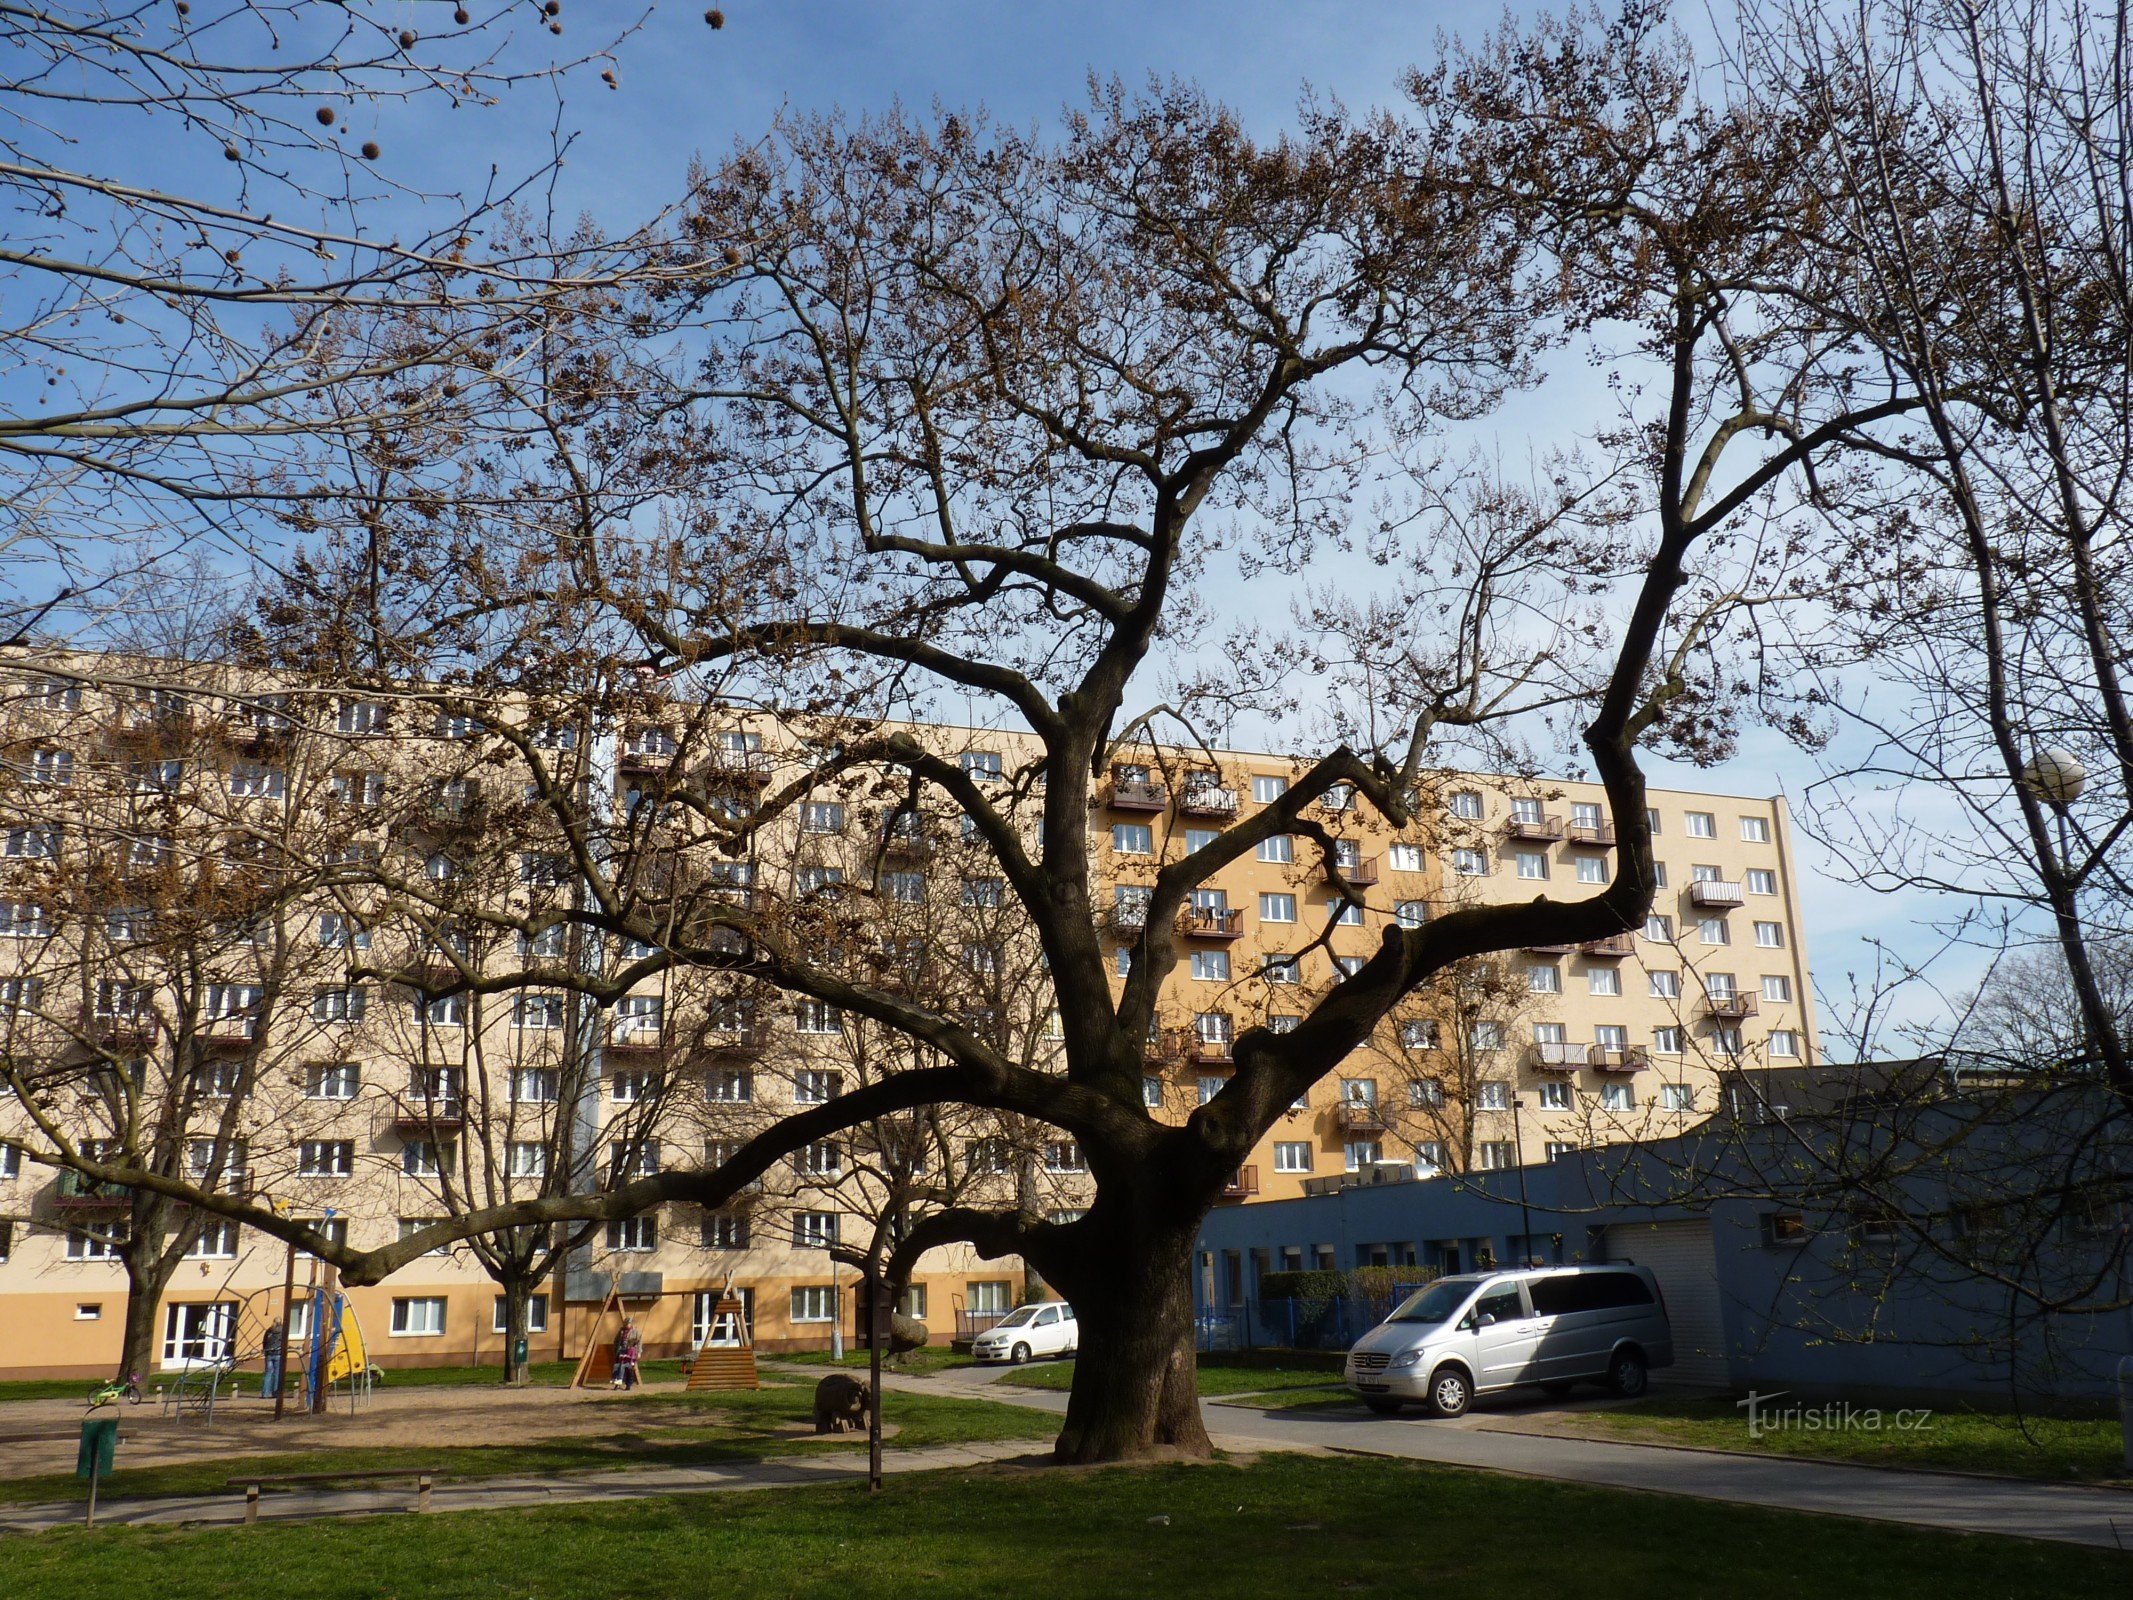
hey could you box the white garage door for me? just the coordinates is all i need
[1603,1220,1730,1388]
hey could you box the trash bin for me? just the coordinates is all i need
[513,1337,528,1372]
[2119,1355,2133,1469]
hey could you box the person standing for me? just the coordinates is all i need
[261,1319,285,1401]
[613,1316,643,1391]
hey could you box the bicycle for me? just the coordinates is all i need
[85,1372,142,1409]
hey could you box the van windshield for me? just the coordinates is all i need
[1387,1278,1481,1325]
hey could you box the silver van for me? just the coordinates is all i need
[1343,1265,1673,1417]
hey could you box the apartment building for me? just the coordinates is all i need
[0,660,1815,1378]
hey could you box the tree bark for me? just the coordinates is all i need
[1048,1208,1212,1464]
[500,1275,536,1385]
[116,1252,164,1383]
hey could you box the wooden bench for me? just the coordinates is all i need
[224,1467,437,1524]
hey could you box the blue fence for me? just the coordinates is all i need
[1196,1282,1434,1353]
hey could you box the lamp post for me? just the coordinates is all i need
[1510,1096,1534,1263]
[2019,746,2088,876]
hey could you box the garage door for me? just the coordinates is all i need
[1603,1220,1730,1387]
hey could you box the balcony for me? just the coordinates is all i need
[1177,784,1239,819]
[1591,1047,1650,1074]
[881,832,936,864]
[1702,993,1759,1021]
[1145,1031,1187,1065]
[1108,899,1151,935]
[1332,854,1379,888]
[53,1170,132,1210]
[88,1018,156,1050]
[1176,907,1245,940]
[1530,1040,1589,1072]
[390,1097,466,1134]
[608,1023,664,1055]
[1503,814,1564,843]
[702,747,773,786]
[1188,1035,1234,1066]
[1578,934,1636,959]
[199,1015,258,1050]
[1523,942,1578,955]
[1337,1099,1389,1134]
[618,739,677,776]
[1567,819,1617,847]
[1217,1165,1260,1202]
[1688,879,1745,909]
[699,1022,771,1059]
[1105,774,1168,813]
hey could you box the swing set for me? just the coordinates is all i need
[568,1284,758,1391]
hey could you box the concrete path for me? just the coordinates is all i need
[871,1364,2133,1552]
[0,1438,1036,1534]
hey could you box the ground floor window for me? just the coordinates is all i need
[391,1296,447,1336]
[898,1284,928,1320]
[66,1225,126,1259]
[965,1279,1013,1316]
[492,1296,550,1335]
[161,1301,235,1368]
[790,1285,836,1323]
[694,1288,754,1347]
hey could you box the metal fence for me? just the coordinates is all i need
[1196,1281,1434,1353]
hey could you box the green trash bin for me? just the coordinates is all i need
[513,1337,529,1370]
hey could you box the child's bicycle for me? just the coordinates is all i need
[85,1372,143,1409]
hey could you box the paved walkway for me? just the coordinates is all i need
[0,1438,1036,1533]
[882,1365,2133,1552]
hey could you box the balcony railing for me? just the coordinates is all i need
[1578,933,1636,958]
[1108,899,1151,934]
[702,747,773,785]
[54,1170,132,1209]
[881,832,936,863]
[608,1023,664,1054]
[700,1022,771,1058]
[1530,1040,1590,1071]
[1523,942,1577,955]
[1218,1165,1260,1201]
[1336,1100,1389,1134]
[618,740,677,775]
[1688,880,1746,908]
[1332,854,1379,888]
[200,1014,258,1049]
[1178,784,1239,819]
[1504,814,1564,842]
[390,1097,466,1133]
[1702,993,1759,1021]
[1189,1035,1234,1066]
[1567,819,1617,846]
[1591,1046,1650,1074]
[1176,907,1245,940]
[1105,775,1168,812]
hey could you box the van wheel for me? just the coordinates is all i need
[1606,1350,1648,1398]
[1363,1397,1405,1415]
[1011,1342,1032,1365]
[1427,1367,1472,1418]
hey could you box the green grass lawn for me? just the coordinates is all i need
[0,1359,694,1406]
[1561,1394,2130,1484]
[0,1384,1054,1506]
[3,1450,2122,1599]
[1005,1349,1346,1395]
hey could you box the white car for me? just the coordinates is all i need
[971,1301,1078,1364]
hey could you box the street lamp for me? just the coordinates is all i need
[2019,746,2089,806]
[1509,1096,1533,1262]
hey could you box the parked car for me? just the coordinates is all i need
[970,1301,1079,1364]
[1343,1265,1673,1417]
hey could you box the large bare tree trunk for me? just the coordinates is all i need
[114,1208,174,1382]
[1049,1207,1212,1464]
[499,1275,537,1385]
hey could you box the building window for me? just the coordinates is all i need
[492,1298,550,1335]
[1252,833,1294,865]
[959,750,1003,782]
[1649,970,1680,1000]
[707,1069,753,1104]
[1644,913,1674,942]
[1698,918,1731,946]
[1412,1142,1446,1177]
[1746,868,1777,896]
[1343,1140,1383,1172]
[1685,811,1715,838]
[1399,1019,1439,1051]
[793,1141,842,1177]
[1754,921,1785,948]
[1476,1081,1511,1111]
[298,1141,353,1178]
[1544,1141,1579,1161]
[795,1003,843,1037]
[519,852,570,887]
[1760,1210,1810,1247]
[1588,966,1621,997]
[1527,964,1560,994]
[1477,1142,1515,1171]
[1660,1083,1696,1112]
[1043,1141,1085,1173]
[68,1227,126,1260]
[1252,775,1289,804]
[1515,851,1548,881]
[1471,1021,1504,1051]
[401,1142,444,1178]
[606,1216,658,1253]
[1451,848,1488,877]
[1408,1078,1444,1109]
[1190,950,1231,981]
[512,1068,558,1103]
[792,1212,838,1249]
[1256,892,1297,925]
[391,1297,447,1336]
[1197,1075,1226,1105]
[1537,1081,1572,1110]
[1112,823,1154,856]
[185,1222,239,1259]
[513,993,566,1030]
[1273,1142,1312,1174]
[1448,790,1484,820]
[1142,1076,1163,1108]
[1600,1082,1636,1111]
[508,1143,548,1178]
[305,1062,359,1100]
[1575,855,1608,884]
[1261,954,1301,985]
[702,1212,750,1250]
[800,802,846,834]
[966,1280,1014,1316]
[1768,1030,1801,1059]
[884,870,926,904]
[1653,1026,1683,1055]
[1740,816,1771,843]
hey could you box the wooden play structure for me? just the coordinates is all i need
[569,1284,758,1391]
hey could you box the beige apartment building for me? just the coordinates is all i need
[0,660,1816,1379]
